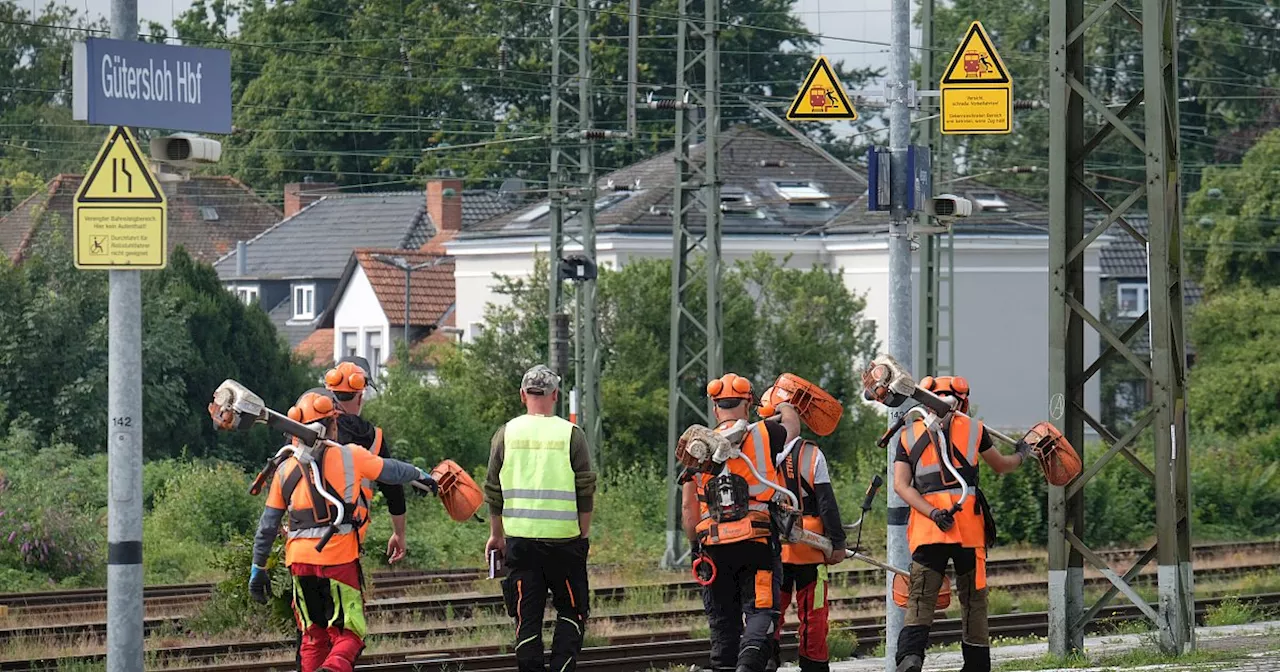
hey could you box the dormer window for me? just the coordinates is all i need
[966,191,1010,213]
[772,180,832,209]
[293,283,316,320]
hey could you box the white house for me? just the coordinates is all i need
[447,127,1102,432]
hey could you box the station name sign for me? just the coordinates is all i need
[73,38,231,134]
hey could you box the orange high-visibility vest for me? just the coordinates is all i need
[779,440,827,565]
[695,421,778,545]
[902,413,986,552]
[270,443,380,566]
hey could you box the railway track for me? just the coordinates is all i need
[6,538,1273,628]
[115,592,1280,672]
[5,559,1277,671]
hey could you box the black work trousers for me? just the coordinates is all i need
[701,539,783,672]
[896,543,990,672]
[501,536,591,672]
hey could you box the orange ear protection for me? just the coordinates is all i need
[324,361,368,394]
[287,392,339,424]
[920,375,970,413]
[706,373,753,401]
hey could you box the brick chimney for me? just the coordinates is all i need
[427,179,463,233]
[283,179,337,218]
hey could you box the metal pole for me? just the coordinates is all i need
[884,0,912,663]
[705,0,721,385]
[917,0,938,378]
[627,0,639,141]
[403,270,411,349]
[107,2,143,671]
[577,0,602,465]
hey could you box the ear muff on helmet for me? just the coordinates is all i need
[324,361,368,393]
[288,392,339,424]
[706,373,753,401]
[921,375,970,413]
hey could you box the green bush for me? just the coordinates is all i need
[187,535,293,636]
[147,462,260,545]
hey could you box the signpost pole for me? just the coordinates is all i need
[105,0,144,669]
[885,0,912,665]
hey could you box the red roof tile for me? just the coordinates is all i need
[295,328,335,366]
[0,174,281,264]
[354,248,455,327]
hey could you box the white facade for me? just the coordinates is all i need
[332,266,391,379]
[447,232,1101,432]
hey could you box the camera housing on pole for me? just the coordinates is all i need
[149,134,222,181]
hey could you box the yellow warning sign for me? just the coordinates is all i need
[74,126,168,269]
[940,21,1012,134]
[787,56,857,121]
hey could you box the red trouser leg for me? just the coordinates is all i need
[298,623,332,672]
[774,584,794,643]
[792,565,830,667]
[322,626,365,672]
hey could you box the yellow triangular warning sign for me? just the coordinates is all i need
[787,56,858,121]
[941,21,1011,85]
[76,126,165,204]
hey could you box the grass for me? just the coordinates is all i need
[1204,596,1264,627]
[827,630,858,661]
[995,648,1239,671]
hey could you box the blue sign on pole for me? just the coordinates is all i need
[73,38,231,134]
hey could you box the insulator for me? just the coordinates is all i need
[498,43,509,71]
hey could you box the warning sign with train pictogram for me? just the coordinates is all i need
[940,21,1013,135]
[787,56,858,121]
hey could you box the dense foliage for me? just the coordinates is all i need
[0,233,317,465]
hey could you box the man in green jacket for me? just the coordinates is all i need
[484,364,598,672]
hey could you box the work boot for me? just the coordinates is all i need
[895,654,923,672]
[960,644,991,672]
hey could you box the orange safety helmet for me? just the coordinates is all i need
[288,391,340,424]
[707,373,753,401]
[920,375,970,413]
[324,361,368,394]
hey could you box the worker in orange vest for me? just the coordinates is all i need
[248,390,439,672]
[892,376,1032,672]
[767,431,846,672]
[322,356,409,564]
[681,374,799,672]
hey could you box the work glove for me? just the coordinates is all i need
[928,507,955,532]
[414,468,440,496]
[248,564,270,605]
[1014,440,1034,464]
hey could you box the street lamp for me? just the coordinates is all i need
[371,254,454,351]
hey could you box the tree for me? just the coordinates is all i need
[367,253,882,475]
[171,0,877,195]
[0,232,316,466]
[1185,286,1280,436]
[1185,128,1280,295]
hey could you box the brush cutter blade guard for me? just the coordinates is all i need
[677,424,729,471]
[210,379,267,431]
[763,373,844,437]
[430,459,485,522]
[1023,421,1082,487]
[892,573,952,610]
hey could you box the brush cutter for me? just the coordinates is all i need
[861,355,1081,487]
[210,380,483,542]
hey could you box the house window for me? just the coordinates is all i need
[340,331,358,358]
[366,330,383,378]
[293,284,316,320]
[1116,282,1149,318]
[236,286,259,305]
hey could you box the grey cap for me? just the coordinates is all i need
[521,364,561,395]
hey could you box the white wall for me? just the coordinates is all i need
[449,231,1102,431]
[332,266,391,376]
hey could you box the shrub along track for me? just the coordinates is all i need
[4,548,1278,671]
[76,592,1280,672]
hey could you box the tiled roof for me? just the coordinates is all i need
[295,328,335,366]
[355,249,455,327]
[215,192,427,280]
[267,296,321,349]
[824,183,1048,235]
[0,174,281,264]
[1099,215,1203,302]
[464,126,875,238]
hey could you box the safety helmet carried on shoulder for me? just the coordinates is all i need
[920,375,970,413]
[707,373,753,404]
